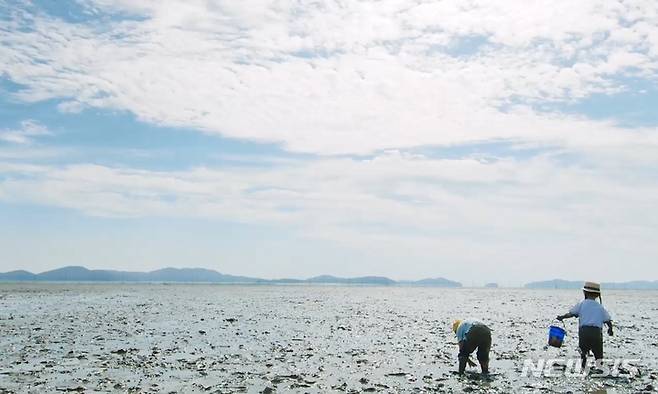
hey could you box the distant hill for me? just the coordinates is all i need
[1,266,262,283]
[400,277,462,288]
[0,270,37,281]
[605,281,658,290]
[0,266,462,287]
[264,278,306,284]
[525,279,658,290]
[7,268,655,289]
[306,275,397,285]
[485,283,499,288]
[525,279,581,289]
[145,268,258,283]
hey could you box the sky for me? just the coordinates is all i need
[1,0,657,286]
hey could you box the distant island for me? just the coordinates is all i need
[524,279,658,290]
[4,269,656,289]
[0,266,462,287]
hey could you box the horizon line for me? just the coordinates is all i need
[1,265,657,288]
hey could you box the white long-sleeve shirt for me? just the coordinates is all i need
[569,299,611,328]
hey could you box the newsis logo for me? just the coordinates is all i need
[520,358,641,378]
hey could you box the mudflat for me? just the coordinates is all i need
[0,284,656,393]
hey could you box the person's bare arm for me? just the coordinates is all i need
[556,313,576,321]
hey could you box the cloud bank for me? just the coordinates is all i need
[0,0,657,280]
[1,0,657,154]
[1,150,656,280]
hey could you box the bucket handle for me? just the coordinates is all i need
[552,319,566,329]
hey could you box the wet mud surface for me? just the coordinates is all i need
[0,284,657,393]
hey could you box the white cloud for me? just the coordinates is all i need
[0,120,51,144]
[0,150,655,280]
[0,0,657,154]
[0,151,656,278]
[1,1,658,280]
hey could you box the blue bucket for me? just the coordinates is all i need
[548,325,566,348]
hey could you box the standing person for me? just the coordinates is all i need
[452,319,491,374]
[556,281,613,368]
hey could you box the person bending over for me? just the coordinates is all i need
[452,319,491,374]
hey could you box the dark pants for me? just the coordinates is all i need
[459,325,491,373]
[579,326,603,365]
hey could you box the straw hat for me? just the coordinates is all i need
[452,320,462,333]
[582,281,601,294]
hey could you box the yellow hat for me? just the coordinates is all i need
[452,320,462,333]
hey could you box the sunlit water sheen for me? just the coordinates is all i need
[1,284,656,393]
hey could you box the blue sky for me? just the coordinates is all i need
[1,0,657,285]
